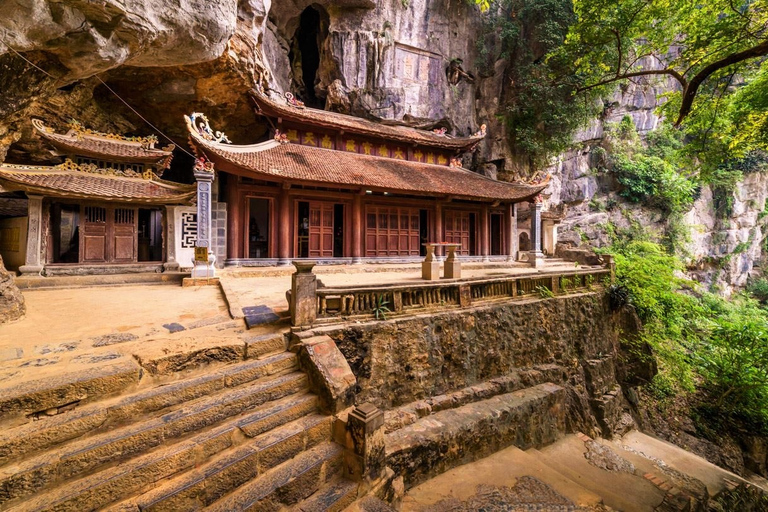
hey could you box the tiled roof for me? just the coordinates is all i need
[0,164,195,204]
[251,90,485,151]
[32,119,174,167]
[190,133,545,202]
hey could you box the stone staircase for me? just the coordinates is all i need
[0,346,355,512]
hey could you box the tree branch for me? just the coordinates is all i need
[675,38,768,126]
[577,68,686,93]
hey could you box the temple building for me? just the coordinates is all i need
[184,89,549,266]
[0,120,195,275]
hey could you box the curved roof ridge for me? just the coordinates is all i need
[250,89,485,151]
[32,119,174,167]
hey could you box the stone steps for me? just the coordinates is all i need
[115,414,333,511]
[292,475,358,512]
[5,392,319,512]
[202,441,344,511]
[0,351,298,464]
[0,363,311,506]
[386,382,566,488]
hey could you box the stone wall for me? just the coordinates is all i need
[317,292,641,438]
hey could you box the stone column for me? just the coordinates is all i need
[480,205,490,261]
[352,192,363,264]
[191,164,216,278]
[163,205,180,272]
[506,202,516,262]
[528,199,544,268]
[345,403,385,482]
[290,260,317,326]
[278,185,291,266]
[19,195,44,275]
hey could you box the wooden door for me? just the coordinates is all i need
[308,202,334,258]
[365,206,420,256]
[445,210,472,255]
[113,208,137,262]
[82,206,107,262]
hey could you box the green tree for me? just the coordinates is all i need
[472,0,768,166]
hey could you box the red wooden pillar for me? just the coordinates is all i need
[352,192,363,263]
[225,174,241,260]
[278,185,291,265]
[480,205,490,261]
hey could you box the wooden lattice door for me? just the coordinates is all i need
[445,210,471,255]
[113,208,137,262]
[365,206,420,256]
[82,206,107,263]
[308,202,334,258]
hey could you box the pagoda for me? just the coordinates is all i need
[185,88,548,267]
[0,120,194,275]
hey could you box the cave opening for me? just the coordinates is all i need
[291,6,324,108]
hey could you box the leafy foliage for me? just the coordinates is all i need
[471,0,768,171]
[599,117,696,214]
[610,240,768,434]
[373,295,391,320]
[474,0,599,168]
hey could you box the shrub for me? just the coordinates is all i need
[747,278,768,304]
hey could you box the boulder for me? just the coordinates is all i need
[0,254,24,324]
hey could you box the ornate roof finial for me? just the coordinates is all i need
[284,92,305,108]
[449,157,462,168]
[185,113,231,144]
[274,129,290,144]
[194,156,215,174]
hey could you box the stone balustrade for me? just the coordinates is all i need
[293,266,612,326]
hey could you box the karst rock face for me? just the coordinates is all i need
[0,0,491,161]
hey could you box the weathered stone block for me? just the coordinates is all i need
[296,335,356,413]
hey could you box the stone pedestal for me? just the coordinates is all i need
[19,195,44,275]
[444,245,461,279]
[421,245,440,280]
[291,260,317,327]
[528,250,545,268]
[345,403,385,482]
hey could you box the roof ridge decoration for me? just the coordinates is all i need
[65,119,161,150]
[185,113,231,144]
[56,158,162,180]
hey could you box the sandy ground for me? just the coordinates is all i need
[0,284,228,354]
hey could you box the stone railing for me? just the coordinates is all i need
[289,259,614,327]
